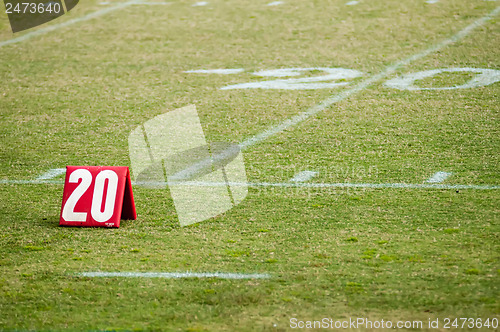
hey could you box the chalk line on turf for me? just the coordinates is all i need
[35,168,66,180]
[79,272,271,279]
[267,1,284,6]
[289,171,319,183]
[192,1,208,6]
[426,172,453,183]
[1,177,498,190]
[138,181,500,190]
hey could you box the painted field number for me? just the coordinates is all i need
[186,67,500,91]
[59,166,136,228]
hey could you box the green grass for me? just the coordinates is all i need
[0,0,499,330]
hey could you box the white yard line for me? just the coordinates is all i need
[246,182,499,190]
[184,69,245,74]
[138,2,171,5]
[1,178,498,190]
[170,181,500,190]
[239,6,500,149]
[35,168,66,180]
[289,171,318,183]
[192,1,208,6]
[0,179,64,184]
[267,1,284,6]
[0,0,142,48]
[426,171,453,183]
[80,271,271,279]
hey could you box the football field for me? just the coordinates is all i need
[0,0,499,330]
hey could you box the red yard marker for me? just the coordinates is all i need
[59,166,136,228]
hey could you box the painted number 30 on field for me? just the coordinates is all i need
[185,67,500,91]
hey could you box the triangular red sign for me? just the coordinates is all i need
[59,166,137,228]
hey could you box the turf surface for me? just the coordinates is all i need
[0,0,499,330]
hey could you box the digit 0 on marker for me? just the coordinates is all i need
[59,166,136,228]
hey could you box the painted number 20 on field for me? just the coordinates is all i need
[185,67,500,91]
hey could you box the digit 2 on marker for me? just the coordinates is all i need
[59,166,136,228]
